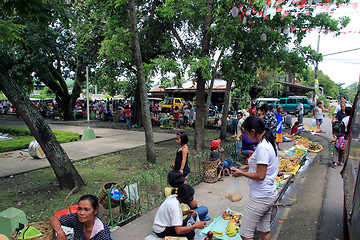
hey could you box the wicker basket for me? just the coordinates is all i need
[98,182,127,209]
[201,158,222,183]
[10,222,55,240]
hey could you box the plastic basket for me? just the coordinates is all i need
[10,222,55,240]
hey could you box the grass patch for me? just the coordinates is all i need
[0,128,225,223]
[0,126,80,153]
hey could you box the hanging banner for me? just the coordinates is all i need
[314,78,320,100]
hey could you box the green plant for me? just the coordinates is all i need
[0,126,80,153]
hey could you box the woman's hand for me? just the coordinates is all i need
[230,167,243,178]
[187,210,197,216]
[180,169,183,174]
[194,221,206,229]
[241,165,249,172]
[56,231,67,240]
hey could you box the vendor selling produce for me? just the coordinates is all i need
[231,116,279,240]
[50,194,111,240]
[153,184,206,239]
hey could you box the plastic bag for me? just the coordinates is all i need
[312,119,316,127]
[124,183,139,205]
[17,226,42,239]
[187,214,201,236]
[225,179,243,202]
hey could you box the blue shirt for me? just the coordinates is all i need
[274,112,283,134]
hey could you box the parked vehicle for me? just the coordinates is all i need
[160,97,187,112]
[255,98,280,108]
[330,99,339,108]
[341,84,359,240]
[275,96,313,115]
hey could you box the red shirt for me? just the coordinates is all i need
[124,108,131,116]
[291,126,298,135]
[173,110,180,119]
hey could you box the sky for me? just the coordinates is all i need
[300,1,360,88]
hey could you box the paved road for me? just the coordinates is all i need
[275,115,345,240]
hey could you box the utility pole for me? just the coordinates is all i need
[314,32,321,107]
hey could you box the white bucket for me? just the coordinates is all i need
[28,140,46,159]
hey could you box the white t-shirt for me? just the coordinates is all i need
[342,116,350,132]
[153,195,183,233]
[248,140,279,198]
[334,103,352,115]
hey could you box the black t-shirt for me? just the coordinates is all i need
[210,150,221,161]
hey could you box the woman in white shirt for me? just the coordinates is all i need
[232,116,279,240]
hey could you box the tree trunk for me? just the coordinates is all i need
[194,0,213,151]
[132,81,143,127]
[128,0,156,163]
[195,69,206,150]
[219,79,232,141]
[0,75,86,189]
[205,48,225,127]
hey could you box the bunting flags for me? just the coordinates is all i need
[230,1,360,35]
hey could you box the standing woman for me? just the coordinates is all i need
[124,105,131,130]
[50,194,111,240]
[172,132,190,183]
[231,116,278,240]
[314,102,326,130]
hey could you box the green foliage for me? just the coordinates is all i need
[0,126,80,153]
[0,93,7,100]
[303,69,339,99]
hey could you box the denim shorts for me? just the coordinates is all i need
[316,119,323,124]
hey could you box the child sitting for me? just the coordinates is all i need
[291,122,302,136]
[210,139,233,176]
[164,170,210,222]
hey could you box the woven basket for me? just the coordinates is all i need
[201,158,222,183]
[10,222,55,240]
[98,182,127,209]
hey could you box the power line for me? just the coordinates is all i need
[323,48,360,57]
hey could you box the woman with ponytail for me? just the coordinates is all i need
[231,116,279,240]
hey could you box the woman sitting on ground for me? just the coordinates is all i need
[290,122,302,136]
[241,132,257,157]
[153,184,206,240]
[165,170,210,222]
[50,194,111,240]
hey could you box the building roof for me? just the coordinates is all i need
[150,79,234,93]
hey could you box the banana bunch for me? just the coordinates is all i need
[226,221,239,237]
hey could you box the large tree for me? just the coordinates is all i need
[0,0,85,189]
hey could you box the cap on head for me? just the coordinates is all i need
[277,105,283,110]
[211,139,221,150]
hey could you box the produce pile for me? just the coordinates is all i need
[308,142,324,152]
[295,137,310,148]
[279,155,301,173]
[292,148,306,157]
[201,210,242,240]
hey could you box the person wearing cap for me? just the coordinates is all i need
[210,139,233,176]
[296,100,304,124]
[274,105,287,150]
[153,184,206,240]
